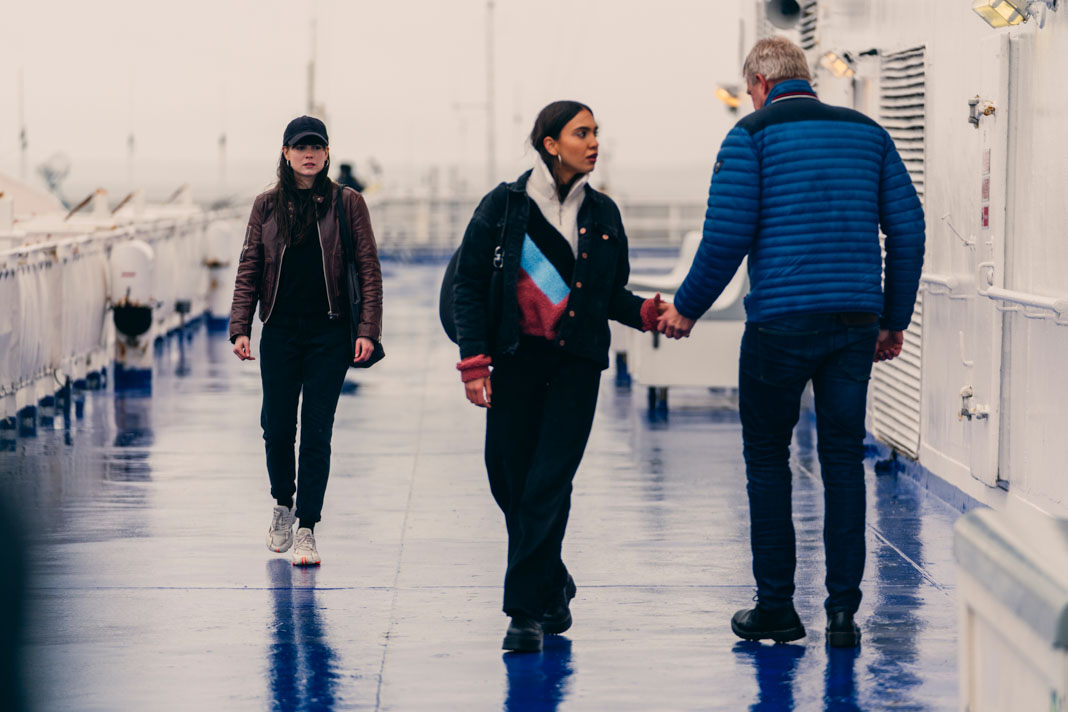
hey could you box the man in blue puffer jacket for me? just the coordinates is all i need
[659,37,925,647]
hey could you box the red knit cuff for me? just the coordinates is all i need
[457,355,492,383]
[640,293,662,332]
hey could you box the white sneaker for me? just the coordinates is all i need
[266,504,295,553]
[291,527,321,566]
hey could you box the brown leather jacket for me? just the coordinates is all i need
[229,184,383,342]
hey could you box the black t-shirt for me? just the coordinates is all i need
[274,191,331,316]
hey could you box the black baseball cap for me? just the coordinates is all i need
[283,115,329,147]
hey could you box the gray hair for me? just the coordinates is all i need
[742,37,812,84]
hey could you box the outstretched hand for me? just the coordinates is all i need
[874,329,904,362]
[657,304,695,339]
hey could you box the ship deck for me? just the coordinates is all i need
[5,260,960,711]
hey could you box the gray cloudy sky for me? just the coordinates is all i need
[0,0,744,202]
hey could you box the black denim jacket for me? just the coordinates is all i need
[453,170,645,369]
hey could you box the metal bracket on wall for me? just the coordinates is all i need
[940,213,976,249]
[959,385,990,421]
[959,331,975,368]
[968,96,996,128]
[976,262,1068,326]
[921,272,973,300]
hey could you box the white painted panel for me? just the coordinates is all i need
[870,46,926,459]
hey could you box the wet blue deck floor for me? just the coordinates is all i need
[4,261,960,711]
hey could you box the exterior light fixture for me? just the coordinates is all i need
[820,51,855,79]
[715,85,741,112]
[972,0,1059,28]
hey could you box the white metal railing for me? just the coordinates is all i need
[0,208,244,416]
[977,262,1068,326]
[363,194,706,252]
[920,271,972,300]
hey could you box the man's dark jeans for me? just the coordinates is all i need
[738,313,879,615]
[259,314,351,525]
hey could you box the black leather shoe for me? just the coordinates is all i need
[731,606,806,643]
[502,616,543,653]
[825,611,861,648]
[542,575,577,635]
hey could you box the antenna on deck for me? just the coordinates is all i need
[485,0,496,189]
[18,68,28,182]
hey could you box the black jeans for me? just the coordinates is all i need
[486,342,601,618]
[259,313,351,525]
[738,313,879,615]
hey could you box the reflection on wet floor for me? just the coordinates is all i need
[503,636,573,712]
[268,561,340,710]
[3,261,961,710]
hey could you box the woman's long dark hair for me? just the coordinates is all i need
[272,151,334,246]
[530,100,592,196]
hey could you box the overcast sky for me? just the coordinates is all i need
[0,0,746,202]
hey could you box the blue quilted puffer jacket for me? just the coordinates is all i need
[673,80,925,331]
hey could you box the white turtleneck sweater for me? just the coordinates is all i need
[525,159,588,256]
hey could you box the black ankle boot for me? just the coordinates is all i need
[825,611,861,648]
[502,616,543,653]
[731,605,806,643]
[542,575,577,635]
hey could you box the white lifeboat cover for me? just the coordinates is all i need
[109,240,156,307]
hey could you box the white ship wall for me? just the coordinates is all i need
[745,2,1068,516]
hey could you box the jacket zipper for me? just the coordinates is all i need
[263,243,287,324]
[316,221,339,319]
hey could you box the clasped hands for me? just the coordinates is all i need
[656,301,695,339]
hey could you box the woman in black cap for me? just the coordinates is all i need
[229,115,383,566]
[453,101,667,651]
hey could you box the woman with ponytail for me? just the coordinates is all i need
[453,101,668,652]
[229,115,383,566]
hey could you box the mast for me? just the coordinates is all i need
[307,17,317,115]
[18,68,27,181]
[485,0,496,188]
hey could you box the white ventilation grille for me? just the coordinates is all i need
[871,46,926,459]
[799,2,819,50]
[879,46,926,202]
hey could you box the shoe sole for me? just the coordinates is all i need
[542,577,577,635]
[542,612,572,636]
[292,556,321,566]
[502,633,542,653]
[826,629,861,647]
[731,620,807,643]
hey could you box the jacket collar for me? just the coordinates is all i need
[527,158,589,205]
[506,169,533,193]
[766,79,819,105]
[509,160,591,197]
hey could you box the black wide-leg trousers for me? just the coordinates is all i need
[485,344,601,618]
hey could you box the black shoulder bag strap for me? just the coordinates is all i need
[493,191,510,267]
[336,186,385,368]
[336,186,360,311]
[440,186,510,345]
[485,190,510,328]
